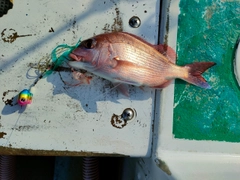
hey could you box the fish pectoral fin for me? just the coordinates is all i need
[113,83,129,97]
[111,59,138,69]
[108,44,121,68]
[108,56,121,68]
[153,44,176,64]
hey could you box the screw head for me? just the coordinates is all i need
[121,108,135,121]
[129,16,141,28]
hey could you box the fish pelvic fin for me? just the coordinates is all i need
[183,62,216,89]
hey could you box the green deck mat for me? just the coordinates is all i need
[173,0,240,142]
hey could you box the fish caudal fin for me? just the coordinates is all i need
[183,62,216,89]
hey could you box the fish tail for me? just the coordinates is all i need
[182,62,216,89]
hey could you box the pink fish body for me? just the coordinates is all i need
[69,32,215,96]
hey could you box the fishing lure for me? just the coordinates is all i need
[17,89,33,106]
[16,39,81,107]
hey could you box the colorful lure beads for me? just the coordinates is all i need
[18,89,33,106]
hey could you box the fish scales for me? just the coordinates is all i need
[98,42,173,86]
[103,32,171,66]
[110,43,170,69]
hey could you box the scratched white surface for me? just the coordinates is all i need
[0,0,160,156]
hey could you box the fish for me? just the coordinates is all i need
[68,32,216,96]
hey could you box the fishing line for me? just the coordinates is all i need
[18,12,240,106]
[160,14,240,57]
[89,82,126,101]
[178,12,239,45]
[4,112,22,146]
[5,40,82,146]
[17,38,82,107]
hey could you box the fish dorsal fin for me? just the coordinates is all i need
[119,32,154,47]
[153,44,176,64]
[120,32,176,64]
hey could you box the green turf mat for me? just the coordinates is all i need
[173,0,240,142]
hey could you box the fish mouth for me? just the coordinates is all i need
[69,53,82,61]
[68,53,87,70]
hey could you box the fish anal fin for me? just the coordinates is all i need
[152,80,172,89]
[153,44,176,63]
[139,86,145,91]
[113,83,129,97]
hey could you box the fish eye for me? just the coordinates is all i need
[81,39,96,49]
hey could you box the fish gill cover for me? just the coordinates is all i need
[173,0,240,142]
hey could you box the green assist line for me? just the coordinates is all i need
[44,39,81,77]
[28,39,82,101]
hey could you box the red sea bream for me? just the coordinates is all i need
[68,32,215,96]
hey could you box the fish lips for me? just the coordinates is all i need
[68,53,94,70]
[68,53,84,69]
[69,53,82,61]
